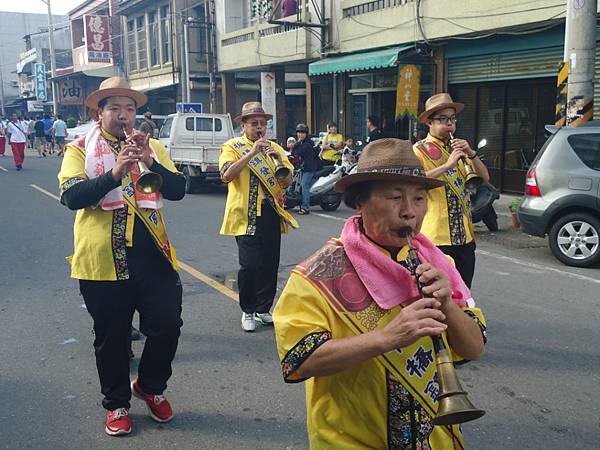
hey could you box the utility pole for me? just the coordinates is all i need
[0,49,6,116]
[564,0,597,126]
[42,0,59,114]
[183,19,191,103]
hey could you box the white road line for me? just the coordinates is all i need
[477,249,600,285]
[0,165,8,172]
[30,184,60,201]
[312,212,346,222]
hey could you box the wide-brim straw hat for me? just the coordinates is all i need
[335,138,445,193]
[234,101,273,123]
[86,76,147,110]
[417,93,464,124]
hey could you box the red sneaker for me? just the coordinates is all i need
[131,378,174,423]
[105,408,132,436]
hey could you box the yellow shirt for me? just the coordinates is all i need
[58,130,179,281]
[219,134,294,236]
[414,134,474,246]
[321,132,343,162]
[274,242,487,449]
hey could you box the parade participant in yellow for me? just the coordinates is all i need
[413,94,490,287]
[58,77,185,436]
[320,121,344,165]
[219,102,298,332]
[274,139,487,449]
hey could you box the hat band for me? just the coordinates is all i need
[359,166,426,177]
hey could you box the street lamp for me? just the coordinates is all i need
[41,0,59,115]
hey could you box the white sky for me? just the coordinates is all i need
[0,0,77,15]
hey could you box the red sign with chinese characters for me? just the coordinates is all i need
[84,15,112,64]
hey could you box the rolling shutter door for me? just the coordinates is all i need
[448,47,563,84]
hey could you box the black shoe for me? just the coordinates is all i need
[16,165,22,171]
[298,208,309,215]
[130,326,142,341]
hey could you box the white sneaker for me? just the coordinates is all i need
[241,312,256,332]
[255,312,274,325]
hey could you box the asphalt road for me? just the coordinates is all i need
[1,154,599,449]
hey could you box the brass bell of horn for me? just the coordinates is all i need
[136,161,163,194]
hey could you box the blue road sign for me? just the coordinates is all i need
[34,63,47,102]
[176,102,203,113]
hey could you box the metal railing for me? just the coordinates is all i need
[343,0,414,18]
[221,31,255,47]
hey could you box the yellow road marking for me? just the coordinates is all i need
[178,261,239,302]
[30,181,239,302]
[0,165,8,172]
[30,184,60,201]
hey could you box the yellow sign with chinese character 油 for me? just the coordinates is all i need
[395,64,421,121]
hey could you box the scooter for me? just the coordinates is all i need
[469,139,500,232]
[285,162,345,211]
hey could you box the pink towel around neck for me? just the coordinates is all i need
[341,215,471,310]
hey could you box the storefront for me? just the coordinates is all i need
[445,23,600,193]
[309,46,436,143]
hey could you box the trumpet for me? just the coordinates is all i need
[122,126,163,194]
[399,226,485,426]
[257,131,290,181]
[449,132,482,191]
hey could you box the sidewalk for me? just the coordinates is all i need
[474,193,547,249]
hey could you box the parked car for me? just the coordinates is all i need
[158,112,235,193]
[518,122,600,267]
[65,121,94,143]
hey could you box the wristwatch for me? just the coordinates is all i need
[467,151,478,159]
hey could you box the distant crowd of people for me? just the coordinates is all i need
[0,112,68,170]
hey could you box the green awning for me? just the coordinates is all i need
[309,46,413,76]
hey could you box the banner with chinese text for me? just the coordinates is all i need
[84,15,112,64]
[260,72,277,140]
[395,64,421,121]
[60,79,84,105]
[34,63,47,102]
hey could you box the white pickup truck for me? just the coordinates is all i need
[158,112,236,193]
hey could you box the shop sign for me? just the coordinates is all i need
[60,79,84,105]
[395,64,420,121]
[27,101,44,112]
[260,72,276,139]
[84,15,112,63]
[34,63,47,102]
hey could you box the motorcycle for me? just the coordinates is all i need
[469,139,500,232]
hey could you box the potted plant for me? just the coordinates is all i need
[508,197,522,228]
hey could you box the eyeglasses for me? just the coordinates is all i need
[431,116,457,124]
[248,120,267,127]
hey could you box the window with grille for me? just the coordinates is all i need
[149,11,159,66]
[127,20,137,72]
[137,16,147,70]
[160,5,172,64]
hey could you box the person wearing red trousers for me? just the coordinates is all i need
[6,113,27,170]
[0,117,6,156]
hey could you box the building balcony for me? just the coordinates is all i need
[219,20,315,72]
[338,0,567,54]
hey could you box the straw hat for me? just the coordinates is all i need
[86,77,147,111]
[417,93,464,124]
[234,101,273,123]
[334,138,444,193]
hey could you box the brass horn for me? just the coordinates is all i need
[258,131,290,181]
[449,133,482,191]
[399,227,485,425]
[123,126,163,194]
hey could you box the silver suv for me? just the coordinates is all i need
[518,122,600,267]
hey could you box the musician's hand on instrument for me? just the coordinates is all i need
[266,147,282,163]
[112,147,140,181]
[138,133,154,168]
[379,298,447,351]
[417,263,453,311]
[446,148,466,169]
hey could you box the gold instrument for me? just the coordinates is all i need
[449,132,482,191]
[123,126,163,194]
[399,227,485,426]
[257,131,290,181]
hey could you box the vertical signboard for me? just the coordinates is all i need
[260,72,276,139]
[34,63,47,102]
[84,15,112,64]
[395,64,421,121]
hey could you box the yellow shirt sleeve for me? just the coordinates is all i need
[273,272,333,382]
[150,139,179,173]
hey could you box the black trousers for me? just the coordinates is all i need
[437,241,476,288]
[80,267,183,410]
[235,203,281,314]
